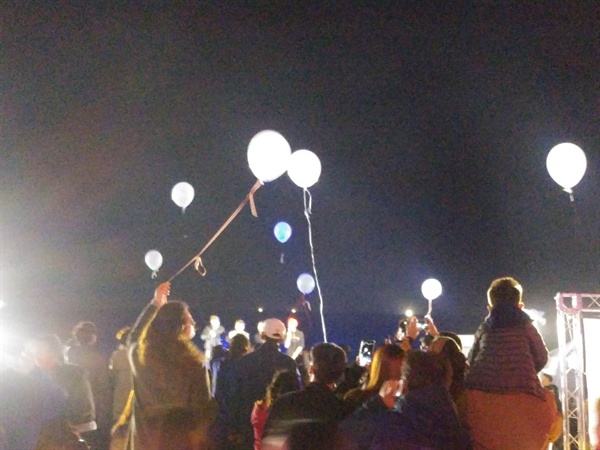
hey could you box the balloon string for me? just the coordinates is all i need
[303,188,327,342]
[167,180,262,282]
[426,299,433,317]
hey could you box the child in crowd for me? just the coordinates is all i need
[466,276,548,398]
[251,370,299,450]
[465,277,561,450]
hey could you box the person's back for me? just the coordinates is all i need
[67,321,113,450]
[464,277,560,450]
[337,351,470,450]
[227,319,297,449]
[263,343,351,450]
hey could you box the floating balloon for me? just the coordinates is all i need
[296,273,315,295]
[546,143,587,193]
[287,149,322,188]
[145,250,163,279]
[421,278,442,301]
[273,222,292,243]
[171,182,195,213]
[248,130,292,183]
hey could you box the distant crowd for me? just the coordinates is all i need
[2,277,599,449]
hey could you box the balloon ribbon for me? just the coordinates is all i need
[167,180,262,282]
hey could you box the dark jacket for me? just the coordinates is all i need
[227,340,297,447]
[338,385,471,450]
[0,367,66,450]
[52,363,97,432]
[466,302,548,399]
[263,382,353,450]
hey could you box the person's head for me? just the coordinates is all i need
[287,317,298,332]
[487,277,523,308]
[401,351,451,394]
[438,331,462,350]
[210,315,220,329]
[429,336,467,398]
[365,344,405,392]
[265,370,300,407]
[234,319,245,332]
[261,318,286,344]
[145,302,197,341]
[72,321,98,346]
[138,302,204,370]
[26,334,65,371]
[541,372,553,387]
[310,343,347,385]
[257,321,265,333]
[229,333,251,359]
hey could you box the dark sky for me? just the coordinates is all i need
[2,2,599,350]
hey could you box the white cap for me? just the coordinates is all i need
[262,318,286,340]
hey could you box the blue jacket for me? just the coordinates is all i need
[338,385,471,450]
[466,302,548,399]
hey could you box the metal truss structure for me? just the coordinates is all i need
[556,292,600,450]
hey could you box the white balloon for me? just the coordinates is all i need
[171,182,195,212]
[421,278,442,301]
[145,250,163,271]
[546,143,587,192]
[287,149,322,188]
[247,130,292,183]
[296,273,316,295]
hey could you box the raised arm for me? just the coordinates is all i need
[127,282,170,346]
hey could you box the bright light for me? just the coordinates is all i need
[0,300,5,309]
[287,149,322,188]
[546,143,587,192]
[291,308,297,313]
[405,309,414,317]
[257,307,263,313]
[421,278,442,301]
[247,130,292,183]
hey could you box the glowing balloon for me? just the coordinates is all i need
[297,273,315,295]
[421,278,442,301]
[247,130,292,183]
[546,143,587,192]
[145,250,163,279]
[273,222,292,243]
[171,182,195,213]
[287,149,321,188]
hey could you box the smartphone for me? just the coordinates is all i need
[358,340,375,366]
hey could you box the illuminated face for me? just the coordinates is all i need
[210,317,220,329]
[288,319,298,332]
[183,311,196,340]
[235,321,245,332]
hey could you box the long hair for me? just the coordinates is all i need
[264,370,299,408]
[430,336,467,400]
[364,344,405,391]
[138,302,205,373]
[228,334,251,359]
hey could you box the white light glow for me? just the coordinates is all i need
[546,143,587,192]
[405,309,414,317]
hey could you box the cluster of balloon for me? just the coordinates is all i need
[421,278,442,317]
[274,221,292,263]
[546,143,587,201]
[145,250,163,279]
[171,182,195,213]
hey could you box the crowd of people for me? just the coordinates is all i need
[2,276,599,449]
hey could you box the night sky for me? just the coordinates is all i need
[2,3,599,353]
